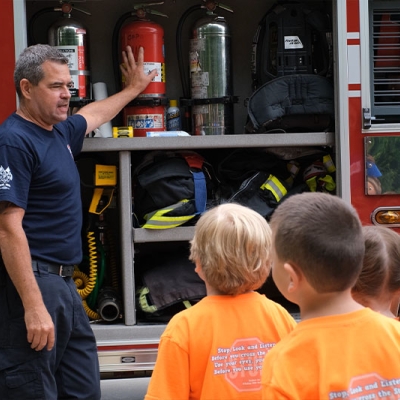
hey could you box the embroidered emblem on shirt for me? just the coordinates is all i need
[67,144,74,159]
[0,166,12,190]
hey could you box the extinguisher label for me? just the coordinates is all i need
[143,62,164,82]
[190,38,206,52]
[126,114,164,129]
[57,45,88,98]
[191,86,208,99]
[191,72,209,88]
[189,51,201,73]
[77,46,86,98]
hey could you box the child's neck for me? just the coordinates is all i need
[353,291,395,318]
[357,296,396,318]
[300,290,364,321]
[205,284,252,296]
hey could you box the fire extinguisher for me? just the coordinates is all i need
[178,1,237,135]
[112,4,168,137]
[28,2,91,104]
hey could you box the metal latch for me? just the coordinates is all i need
[363,108,372,129]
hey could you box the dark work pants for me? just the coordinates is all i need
[0,262,101,399]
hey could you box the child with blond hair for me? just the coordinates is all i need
[145,203,296,400]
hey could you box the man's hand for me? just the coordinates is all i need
[0,203,55,352]
[25,305,55,351]
[78,46,158,134]
[120,46,158,95]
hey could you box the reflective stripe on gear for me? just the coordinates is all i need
[306,176,318,192]
[323,154,336,173]
[183,300,192,309]
[138,152,207,230]
[137,287,158,313]
[306,175,336,192]
[260,174,287,202]
[285,160,300,187]
[319,175,336,191]
[141,199,195,229]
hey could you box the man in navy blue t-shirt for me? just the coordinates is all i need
[0,44,156,399]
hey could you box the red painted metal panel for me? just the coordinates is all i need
[0,0,16,124]
[347,0,360,33]
[348,96,400,227]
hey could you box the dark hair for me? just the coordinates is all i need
[270,192,364,293]
[379,227,400,294]
[352,226,388,298]
[14,44,68,98]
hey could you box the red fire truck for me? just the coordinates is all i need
[1,0,399,398]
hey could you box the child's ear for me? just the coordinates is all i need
[194,260,206,282]
[283,262,301,293]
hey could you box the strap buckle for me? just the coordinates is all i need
[59,265,74,277]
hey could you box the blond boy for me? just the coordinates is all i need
[145,203,296,400]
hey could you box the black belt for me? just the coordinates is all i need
[32,260,74,277]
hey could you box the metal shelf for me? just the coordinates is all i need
[80,131,336,324]
[82,132,335,152]
[132,227,195,243]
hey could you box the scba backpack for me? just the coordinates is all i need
[246,1,334,134]
[245,74,334,133]
[251,0,333,89]
[132,150,218,229]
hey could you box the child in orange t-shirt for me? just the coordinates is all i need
[261,192,400,400]
[352,225,400,318]
[145,203,297,400]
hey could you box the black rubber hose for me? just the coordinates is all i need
[112,12,135,92]
[176,5,202,99]
[28,7,57,46]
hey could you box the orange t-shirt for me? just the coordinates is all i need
[145,291,297,400]
[262,308,400,400]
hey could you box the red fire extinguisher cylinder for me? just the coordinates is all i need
[120,20,166,97]
[120,18,166,137]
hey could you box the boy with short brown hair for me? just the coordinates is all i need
[262,192,400,399]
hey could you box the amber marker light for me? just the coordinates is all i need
[372,207,400,227]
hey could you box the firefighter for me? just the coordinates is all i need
[0,44,156,399]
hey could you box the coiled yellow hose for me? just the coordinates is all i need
[82,299,100,320]
[73,231,100,319]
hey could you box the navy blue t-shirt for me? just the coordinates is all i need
[0,113,87,264]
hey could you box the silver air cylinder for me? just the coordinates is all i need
[48,15,90,102]
[190,13,234,135]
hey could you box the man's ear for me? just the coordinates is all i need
[283,262,302,293]
[19,79,32,99]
